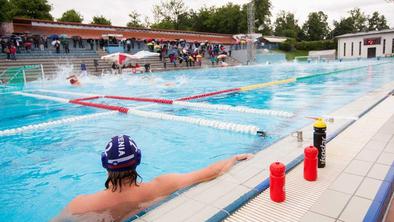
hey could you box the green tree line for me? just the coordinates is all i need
[0,0,391,41]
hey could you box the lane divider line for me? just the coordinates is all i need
[11,92,263,136]
[14,91,70,103]
[0,111,116,136]
[36,89,103,97]
[126,108,261,135]
[172,101,294,117]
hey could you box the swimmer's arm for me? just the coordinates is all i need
[148,154,253,199]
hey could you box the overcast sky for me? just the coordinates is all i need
[48,0,394,28]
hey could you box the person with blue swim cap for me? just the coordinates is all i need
[54,135,253,221]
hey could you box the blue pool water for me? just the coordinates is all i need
[1,59,394,221]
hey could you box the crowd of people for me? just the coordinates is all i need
[144,39,231,68]
[0,34,97,58]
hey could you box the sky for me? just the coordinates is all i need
[48,0,394,28]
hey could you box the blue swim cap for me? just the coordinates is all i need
[101,135,141,172]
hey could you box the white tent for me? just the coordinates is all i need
[100,52,138,65]
[132,50,160,59]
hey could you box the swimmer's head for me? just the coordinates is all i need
[102,135,142,191]
[70,79,77,84]
[102,135,141,172]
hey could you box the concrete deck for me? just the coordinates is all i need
[226,95,394,222]
[135,81,394,222]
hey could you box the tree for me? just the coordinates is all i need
[349,8,367,32]
[152,0,189,30]
[332,17,356,37]
[274,11,301,39]
[9,0,53,20]
[58,9,83,23]
[368,11,389,31]
[254,0,272,35]
[127,11,144,28]
[301,11,330,41]
[331,8,368,37]
[0,0,11,22]
[91,15,111,25]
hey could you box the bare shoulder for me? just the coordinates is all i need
[67,194,91,214]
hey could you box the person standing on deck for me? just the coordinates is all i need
[53,135,253,222]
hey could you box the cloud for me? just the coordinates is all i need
[48,0,393,28]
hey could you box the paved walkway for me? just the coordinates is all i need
[226,89,394,221]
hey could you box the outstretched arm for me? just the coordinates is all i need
[147,154,253,199]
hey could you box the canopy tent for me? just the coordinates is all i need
[132,50,159,59]
[101,52,137,65]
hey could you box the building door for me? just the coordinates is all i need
[367,48,376,58]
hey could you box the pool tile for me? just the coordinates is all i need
[363,139,389,152]
[153,199,205,222]
[376,152,394,165]
[242,169,269,189]
[355,149,381,162]
[310,189,351,218]
[344,159,373,176]
[384,137,394,153]
[211,185,250,209]
[226,165,264,184]
[328,173,363,194]
[355,177,382,200]
[338,196,372,222]
[300,211,336,222]
[185,206,222,222]
[372,132,393,144]
[367,163,390,180]
[191,180,240,204]
[141,195,188,221]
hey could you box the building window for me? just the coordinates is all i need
[392,39,394,53]
[351,42,354,56]
[383,39,386,54]
[359,41,362,56]
[344,43,346,57]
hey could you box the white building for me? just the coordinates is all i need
[336,29,394,59]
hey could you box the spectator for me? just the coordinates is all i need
[64,42,70,53]
[80,63,87,76]
[4,45,10,60]
[93,59,99,72]
[111,62,119,74]
[10,45,16,60]
[55,41,61,53]
[89,40,94,50]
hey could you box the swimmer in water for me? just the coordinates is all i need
[67,75,81,86]
[53,135,253,222]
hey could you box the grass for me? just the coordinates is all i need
[273,49,308,61]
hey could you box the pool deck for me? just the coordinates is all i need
[136,81,394,222]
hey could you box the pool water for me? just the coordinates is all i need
[0,59,393,221]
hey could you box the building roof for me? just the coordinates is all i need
[10,18,236,44]
[261,36,287,43]
[335,28,394,39]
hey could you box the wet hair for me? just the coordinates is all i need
[105,170,142,192]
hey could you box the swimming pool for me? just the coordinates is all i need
[1,59,393,221]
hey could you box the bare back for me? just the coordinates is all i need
[53,154,252,222]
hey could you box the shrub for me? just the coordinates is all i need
[295,40,336,51]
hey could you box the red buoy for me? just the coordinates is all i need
[270,162,286,203]
[304,146,318,181]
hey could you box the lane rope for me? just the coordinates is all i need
[8,92,263,136]
[173,101,294,117]
[125,108,261,135]
[14,92,70,103]
[0,111,116,136]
